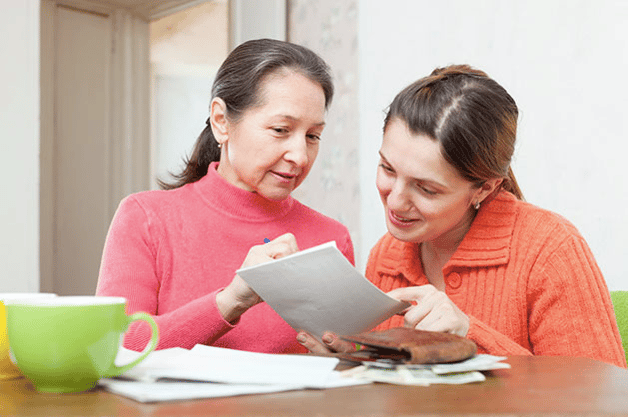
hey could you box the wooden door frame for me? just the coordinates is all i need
[39,0,153,292]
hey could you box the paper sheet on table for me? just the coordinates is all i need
[114,345,339,386]
[101,346,370,402]
[237,241,410,339]
[100,370,371,403]
[99,379,304,403]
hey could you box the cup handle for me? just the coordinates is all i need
[104,312,159,377]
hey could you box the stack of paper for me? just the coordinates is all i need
[99,345,370,403]
[340,354,510,386]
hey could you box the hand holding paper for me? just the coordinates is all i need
[217,233,299,323]
[236,241,410,340]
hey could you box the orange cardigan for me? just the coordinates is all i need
[367,191,626,368]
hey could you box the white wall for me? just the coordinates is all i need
[149,1,227,187]
[359,0,628,290]
[0,1,40,292]
[153,74,214,185]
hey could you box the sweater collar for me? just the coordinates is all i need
[376,190,517,280]
[447,190,516,267]
[192,162,294,221]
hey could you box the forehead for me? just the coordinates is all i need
[254,69,325,110]
[381,118,466,186]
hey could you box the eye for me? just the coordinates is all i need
[417,183,437,196]
[379,163,394,173]
[306,134,321,143]
[272,127,289,135]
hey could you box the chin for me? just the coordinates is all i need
[387,221,422,243]
[259,189,292,201]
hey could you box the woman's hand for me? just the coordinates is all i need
[388,285,470,337]
[296,331,356,355]
[216,233,299,324]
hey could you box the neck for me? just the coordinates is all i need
[420,208,476,286]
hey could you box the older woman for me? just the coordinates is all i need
[96,39,354,353]
[299,65,625,368]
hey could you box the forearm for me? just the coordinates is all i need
[120,289,235,350]
[467,315,532,356]
[97,196,237,350]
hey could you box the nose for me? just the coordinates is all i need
[284,135,309,167]
[386,180,411,211]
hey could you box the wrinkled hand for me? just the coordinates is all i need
[388,285,470,337]
[216,233,299,323]
[296,331,356,355]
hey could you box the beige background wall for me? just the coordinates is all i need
[288,0,362,266]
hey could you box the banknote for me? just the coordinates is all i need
[339,354,509,386]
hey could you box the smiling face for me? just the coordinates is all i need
[377,118,490,248]
[212,69,326,201]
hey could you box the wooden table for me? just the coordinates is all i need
[1,356,628,416]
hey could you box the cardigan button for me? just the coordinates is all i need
[447,272,462,289]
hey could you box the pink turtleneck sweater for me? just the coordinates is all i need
[96,162,354,353]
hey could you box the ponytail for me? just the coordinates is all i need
[503,166,524,200]
[157,120,221,190]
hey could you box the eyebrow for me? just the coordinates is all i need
[378,151,447,189]
[275,115,326,127]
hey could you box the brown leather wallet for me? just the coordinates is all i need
[338,327,477,364]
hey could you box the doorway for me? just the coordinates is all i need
[40,0,286,295]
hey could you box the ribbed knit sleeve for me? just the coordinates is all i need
[466,316,532,356]
[97,196,235,350]
[525,231,626,367]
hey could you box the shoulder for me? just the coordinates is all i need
[117,184,195,216]
[287,199,355,264]
[499,195,596,276]
[481,191,584,248]
[510,197,585,245]
[110,185,203,237]
[289,199,350,234]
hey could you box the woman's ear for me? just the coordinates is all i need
[210,97,229,145]
[475,178,504,205]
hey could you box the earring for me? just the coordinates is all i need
[474,201,481,210]
[217,142,222,148]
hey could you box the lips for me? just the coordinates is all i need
[272,171,296,179]
[269,170,298,184]
[388,210,419,227]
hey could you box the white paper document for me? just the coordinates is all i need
[101,346,370,403]
[236,241,410,339]
[114,345,339,386]
[99,380,305,403]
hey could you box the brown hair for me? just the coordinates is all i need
[384,64,523,199]
[159,38,334,190]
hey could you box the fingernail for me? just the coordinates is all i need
[322,334,334,344]
[296,333,306,343]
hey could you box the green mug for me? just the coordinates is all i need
[6,296,159,393]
